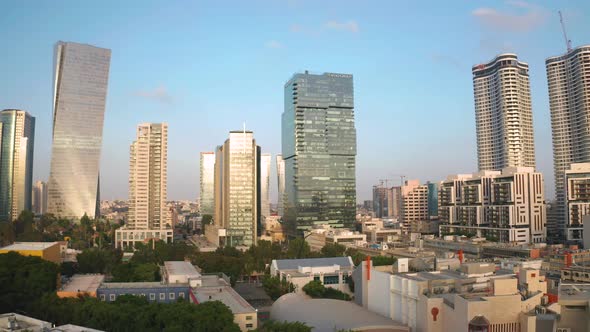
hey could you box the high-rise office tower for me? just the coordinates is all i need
[372,185,400,219]
[32,180,48,215]
[546,45,590,242]
[47,41,111,220]
[115,123,171,248]
[427,182,439,218]
[199,152,215,216]
[282,72,356,232]
[472,54,536,171]
[260,153,271,218]
[276,154,285,217]
[213,130,259,247]
[400,180,429,234]
[0,110,35,221]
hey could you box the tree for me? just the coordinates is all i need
[112,263,160,282]
[262,276,295,300]
[286,238,310,259]
[320,243,346,257]
[255,320,312,332]
[302,280,351,301]
[77,248,122,274]
[0,222,15,246]
[201,214,213,226]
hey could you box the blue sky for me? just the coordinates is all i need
[1,0,589,202]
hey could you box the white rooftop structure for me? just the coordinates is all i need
[0,242,58,251]
[59,274,105,294]
[51,324,104,332]
[192,275,256,314]
[163,261,201,286]
[0,313,51,332]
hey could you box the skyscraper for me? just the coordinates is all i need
[546,45,590,242]
[115,123,171,248]
[212,130,259,247]
[400,180,429,234]
[199,152,215,216]
[372,185,401,219]
[260,153,271,218]
[0,110,35,221]
[282,72,356,232]
[47,41,111,220]
[276,154,285,217]
[472,54,535,171]
[32,180,48,215]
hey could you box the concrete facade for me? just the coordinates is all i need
[0,241,61,263]
[565,163,590,245]
[271,257,354,294]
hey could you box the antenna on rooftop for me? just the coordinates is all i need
[559,11,572,52]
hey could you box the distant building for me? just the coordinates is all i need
[276,154,285,216]
[0,110,35,222]
[260,153,271,219]
[565,163,590,245]
[400,180,429,234]
[304,226,366,251]
[547,45,590,242]
[427,181,438,218]
[373,186,402,219]
[439,167,546,244]
[115,123,172,248]
[0,242,60,263]
[199,152,215,216]
[210,130,259,247]
[557,283,590,332]
[32,180,47,215]
[270,257,354,294]
[472,54,535,172]
[47,41,111,220]
[282,72,356,232]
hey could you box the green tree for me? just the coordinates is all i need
[302,280,351,301]
[320,243,346,257]
[286,238,310,259]
[77,248,122,274]
[201,214,213,226]
[0,222,15,246]
[262,276,295,300]
[255,320,312,332]
[112,263,160,282]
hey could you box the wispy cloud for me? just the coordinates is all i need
[472,1,548,32]
[265,40,284,49]
[134,86,173,104]
[324,20,359,33]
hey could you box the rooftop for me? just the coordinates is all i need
[60,274,105,293]
[164,261,201,278]
[99,282,189,289]
[193,285,256,314]
[51,324,105,332]
[0,241,58,251]
[274,257,354,271]
[0,313,51,331]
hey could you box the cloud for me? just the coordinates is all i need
[134,86,172,104]
[472,1,548,32]
[324,20,359,33]
[265,40,284,49]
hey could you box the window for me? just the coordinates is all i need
[100,294,105,301]
[169,293,175,300]
[246,324,253,328]
[178,292,185,299]
[140,293,146,298]
[109,294,115,301]
[246,316,253,320]
[313,276,320,281]
[160,293,165,300]
[150,293,156,301]
[324,275,339,285]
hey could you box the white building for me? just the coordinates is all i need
[304,225,366,251]
[270,257,354,294]
[116,123,172,248]
[439,167,546,244]
[472,53,535,171]
[163,261,202,287]
[547,45,590,241]
[565,163,590,245]
[260,153,271,218]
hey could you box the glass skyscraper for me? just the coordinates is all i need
[47,41,111,220]
[0,110,35,221]
[282,72,356,232]
[199,152,215,216]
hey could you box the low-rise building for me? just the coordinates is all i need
[0,313,104,332]
[191,274,258,331]
[97,282,189,303]
[0,242,61,263]
[304,226,366,251]
[557,283,590,332]
[57,274,105,298]
[270,257,354,294]
[163,261,202,287]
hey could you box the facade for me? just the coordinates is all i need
[564,163,590,244]
[47,41,111,220]
[439,167,546,244]
[32,180,47,215]
[212,131,259,247]
[115,123,172,248]
[472,53,535,171]
[199,152,215,216]
[97,282,188,303]
[270,257,354,294]
[0,110,35,221]
[276,154,285,216]
[304,225,367,251]
[282,72,356,232]
[260,153,271,219]
[400,180,429,233]
[547,45,590,242]
[427,181,438,218]
[556,283,590,332]
[0,242,61,263]
[355,261,547,332]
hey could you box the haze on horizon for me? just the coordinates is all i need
[2,0,590,202]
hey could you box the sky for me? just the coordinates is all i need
[1,0,590,202]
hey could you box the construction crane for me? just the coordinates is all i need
[559,11,572,52]
[388,174,406,187]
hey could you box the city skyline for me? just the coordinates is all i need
[2,1,590,202]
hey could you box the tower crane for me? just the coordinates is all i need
[559,11,572,52]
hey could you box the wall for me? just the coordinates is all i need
[367,270,391,319]
[97,286,189,303]
[234,312,258,332]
